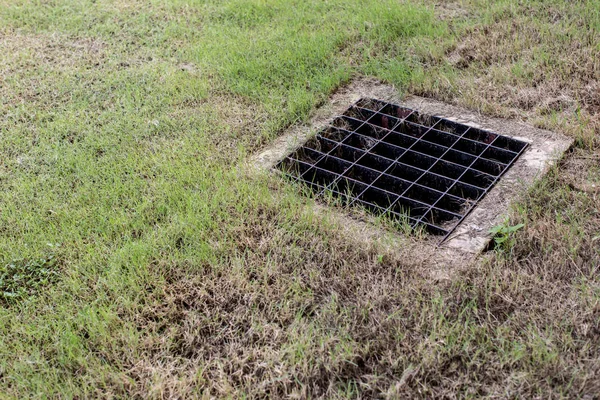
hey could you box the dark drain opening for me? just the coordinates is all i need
[277,98,528,240]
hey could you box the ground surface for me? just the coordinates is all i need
[0,0,599,398]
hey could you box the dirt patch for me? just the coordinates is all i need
[561,149,600,194]
[167,94,270,159]
[0,31,109,111]
[0,32,107,71]
[431,1,471,21]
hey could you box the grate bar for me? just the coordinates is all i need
[285,156,464,221]
[299,145,481,205]
[315,125,503,181]
[351,106,522,156]
[321,112,413,198]
[297,103,388,184]
[276,98,529,239]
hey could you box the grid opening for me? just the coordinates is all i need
[277,98,529,239]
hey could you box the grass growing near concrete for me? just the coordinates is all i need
[0,0,598,397]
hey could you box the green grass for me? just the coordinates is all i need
[0,0,599,398]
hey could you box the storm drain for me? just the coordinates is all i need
[276,98,528,240]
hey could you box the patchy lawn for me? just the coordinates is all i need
[0,0,598,398]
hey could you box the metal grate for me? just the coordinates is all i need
[276,98,528,240]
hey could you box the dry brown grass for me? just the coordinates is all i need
[114,205,433,398]
[90,177,600,398]
[75,203,596,399]
[93,2,600,396]
[1,0,599,398]
[414,0,600,146]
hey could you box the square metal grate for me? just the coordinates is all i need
[276,98,528,240]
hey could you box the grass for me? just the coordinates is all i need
[0,0,599,397]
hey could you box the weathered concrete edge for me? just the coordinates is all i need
[249,78,573,267]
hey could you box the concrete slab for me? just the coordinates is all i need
[250,78,573,271]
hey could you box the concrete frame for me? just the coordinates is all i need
[250,79,573,271]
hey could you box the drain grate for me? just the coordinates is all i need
[277,98,528,240]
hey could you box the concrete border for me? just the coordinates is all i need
[250,78,573,264]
